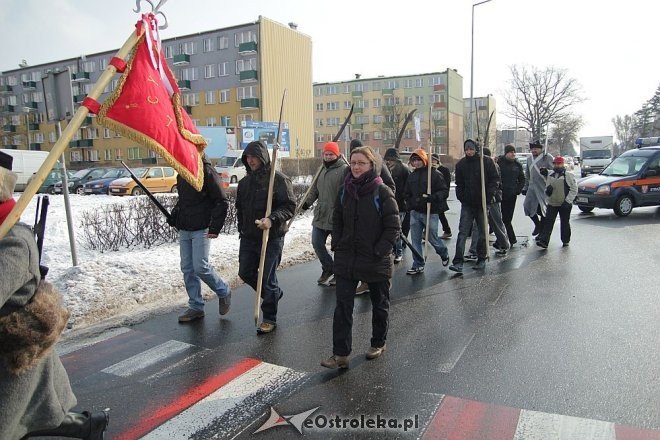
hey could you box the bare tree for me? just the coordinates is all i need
[381,100,414,150]
[612,114,639,153]
[504,65,585,142]
[549,114,582,156]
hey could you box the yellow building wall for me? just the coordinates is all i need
[259,17,314,158]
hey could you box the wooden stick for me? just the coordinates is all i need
[424,106,432,260]
[0,29,141,240]
[255,90,286,326]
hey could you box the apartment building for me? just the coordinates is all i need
[313,69,464,164]
[498,128,531,153]
[463,94,497,153]
[0,16,313,169]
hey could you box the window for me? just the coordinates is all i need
[356,115,369,124]
[316,103,323,111]
[315,88,323,96]
[415,96,424,105]
[218,62,229,76]
[128,147,141,160]
[235,30,256,47]
[104,149,112,160]
[34,133,45,143]
[220,116,231,126]
[355,83,368,92]
[111,79,119,91]
[179,41,196,55]
[404,79,414,89]
[343,84,351,93]
[205,90,215,105]
[203,38,213,52]
[99,58,108,71]
[70,150,82,162]
[204,64,215,78]
[219,89,230,103]
[87,149,99,162]
[86,128,99,139]
[235,58,256,74]
[373,131,383,140]
[103,128,111,138]
[355,99,368,109]
[237,86,256,100]
[180,67,199,81]
[217,36,229,49]
[373,115,384,124]
[148,167,163,178]
[315,118,323,127]
[83,61,95,73]
[385,80,398,89]
[373,98,381,108]
[326,85,338,95]
[237,114,253,124]
[165,46,173,58]
[404,96,413,105]
[429,76,444,86]
[326,117,340,126]
[207,117,216,126]
[115,148,122,159]
[316,133,324,142]
[183,93,200,106]
[164,168,175,177]
[344,101,351,109]
[372,81,381,91]
[415,78,423,87]
[32,91,43,102]
[82,84,93,94]
[49,132,57,143]
[405,129,413,139]
[327,102,339,111]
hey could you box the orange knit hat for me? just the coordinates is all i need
[411,148,428,167]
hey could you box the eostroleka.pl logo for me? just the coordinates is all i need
[254,407,419,435]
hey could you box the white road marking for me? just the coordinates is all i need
[101,340,194,377]
[438,333,476,373]
[513,409,616,440]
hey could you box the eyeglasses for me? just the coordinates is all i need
[350,161,370,167]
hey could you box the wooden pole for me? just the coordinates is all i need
[0,29,141,240]
[424,106,432,260]
[254,90,286,326]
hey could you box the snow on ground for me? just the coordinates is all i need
[15,192,315,332]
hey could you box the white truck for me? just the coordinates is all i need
[214,150,246,185]
[579,136,614,178]
[0,148,49,191]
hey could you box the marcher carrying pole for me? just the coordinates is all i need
[424,106,433,260]
[255,90,287,326]
[287,104,353,230]
[0,30,142,240]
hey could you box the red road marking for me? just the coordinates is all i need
[615,424,660,440]
[422,395,520,440]
[114,357,261,440]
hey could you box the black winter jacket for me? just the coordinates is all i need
[236,142,296,240]
[496,156,525,200]
[403,167,449,214]
[454,154,500,207]
[171,161,228,234]
[437,164,451,188]
[387,159,410,212]
[332,183,400,283]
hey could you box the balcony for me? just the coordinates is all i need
[238,41,257,54]
[74,94,86,104]
[0,105,15,113]
[29,143,42,150]
[68,139,94,148]
[382,88,394,96]
[353,107,363,114]
[351,124,363,130]
[183,105,193,114]
[239,69,258,82]
[351,91,363,97]
[0,85,12,93]
[240,98,259,109]
[177,79,191,90]
[22,81,37,90]
[72,72,91,82]
[383,139,394,146]
[433,84,446,91]
[382,105,394,113]
[28,122,40,131]
[433,102,446,109]
[24,101,38,110]
[173,54,190,65]
[81,116,94,127]
[2,124,17,133]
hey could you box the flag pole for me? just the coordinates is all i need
[0,29,142,240]
[424,106,433,261]
[255,90,287,326]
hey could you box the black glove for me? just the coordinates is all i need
[540,167,549,177]
[545,185,553,196]
[521,189,527,196]
[301,202,310,211]
[166,215,176,227]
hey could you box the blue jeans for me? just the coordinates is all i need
[179,229,230,312]
[239,236,285,324]
[311,226,333,273]
[409,210,449,269]
[393,212,407,257]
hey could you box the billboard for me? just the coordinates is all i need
[197,127,237,159]
[240,121,290,152]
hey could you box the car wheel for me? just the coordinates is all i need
[170,185,178,193]
[47,186,56,195]
[131,187,143,196]
[230,176,238,184]
[578,206,594,213]
[75,186,85,195]
[613,195,634,217]
[581,172,587,178]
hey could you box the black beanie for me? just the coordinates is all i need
[483,147,491,157]
[383,148,400,160]
[504,144,516,154]
[464,139,479,151]
[350,139,363,151]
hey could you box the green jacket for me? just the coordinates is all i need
[304,159,348,231]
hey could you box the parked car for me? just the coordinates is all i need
[28,165,74,194]
[574,146,660,217]
[83,168,130,195]
[54,167,112,195]
[515,152,532,167]
[108,166,178,196]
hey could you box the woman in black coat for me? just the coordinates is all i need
[321,146,400,369]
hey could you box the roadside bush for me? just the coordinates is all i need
[80,182,311,252]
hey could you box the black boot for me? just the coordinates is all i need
[24,411,109,439]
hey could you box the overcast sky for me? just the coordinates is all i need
[1,0,658,140]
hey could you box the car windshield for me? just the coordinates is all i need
[216,156,238,167]
[601,156,649,176]
[129,167,148,177]
[582,149,611,159]
[71,169,89,179]
[101,169,126,178]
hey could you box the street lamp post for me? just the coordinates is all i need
[469,0,494,140]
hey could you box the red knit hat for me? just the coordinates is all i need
[553,156,565,165]
[323,142,340,157]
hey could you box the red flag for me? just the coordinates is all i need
[96,15,206,191]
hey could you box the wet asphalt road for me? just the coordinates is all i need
[58,188,660,439]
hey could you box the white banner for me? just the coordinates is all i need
[414,115,421,142]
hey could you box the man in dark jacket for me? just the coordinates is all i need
[236,141,296,334]
[383,147,410,263]
[497,144,525,245]
[449,139,500,273]
[431,153,452,239]
[403,148,450,274]
[169,156,231,322]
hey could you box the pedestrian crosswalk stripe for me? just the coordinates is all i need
[101,340,195,377]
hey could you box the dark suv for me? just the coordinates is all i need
[574,146,660,216]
